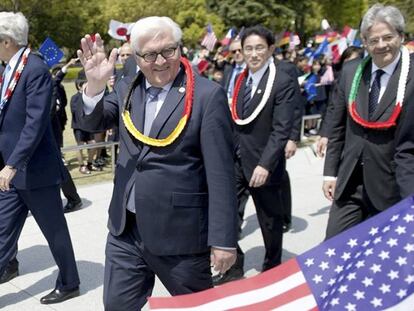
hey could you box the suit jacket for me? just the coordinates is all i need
[221,62,235,92]
[0,53,65,189]
[70,92,85,130]
[79,68,238,256]
[274,59,304,141]
[235,65,296,183]
[324,55,414,210]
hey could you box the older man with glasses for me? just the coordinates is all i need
[323,4,414,238]
[77,16,238,310]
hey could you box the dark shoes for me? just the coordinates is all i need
[40,287,80,304]
[0,261,19,284]
[63,200,82,213]
[283,222,292,233]
[212,266,244,286]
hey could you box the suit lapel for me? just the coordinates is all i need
[356,62,371,120]
[236,75,246,117]
[129,74,146,134]
[138,70,186,160]
[372,58,402,120]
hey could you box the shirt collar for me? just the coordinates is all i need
[145,79,174,94]
[144,67,181,93]
[235,62,246,70]
[247,57,272,85]
[7,47,26,72]
[371,51,401,76]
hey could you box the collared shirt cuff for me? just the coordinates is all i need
[82,89,105,115]
[212,246,236,250]
[324,176,337,181]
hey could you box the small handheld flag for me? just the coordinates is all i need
[38,37,64,68]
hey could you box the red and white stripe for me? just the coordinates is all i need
[149,259,317,310]
[201,32,217,51]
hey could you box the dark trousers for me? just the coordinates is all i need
[281,170,292,226]
[0,185,79,290]
[103,211,212,310]
[61,166,81,203]
[235,161,284,271]
[325,163,379,239]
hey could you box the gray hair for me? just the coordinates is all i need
[360,4,405,40]
[130,16,182,53]
[0,12,29,46]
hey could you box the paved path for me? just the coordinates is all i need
[0,145,331,310]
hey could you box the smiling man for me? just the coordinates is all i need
[76,16,238,310]
[323,4,414,238]
[214,25,295,285]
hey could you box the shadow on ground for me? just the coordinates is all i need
[0,244,103,308]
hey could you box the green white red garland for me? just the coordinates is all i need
[231,59,276,125]
[348,46,409,129]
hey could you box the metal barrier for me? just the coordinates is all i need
[61,141,119,172]
[300,114,322,139]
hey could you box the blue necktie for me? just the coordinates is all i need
[369,69,384,117]
[242,77,253,117]
[144,86,163,135]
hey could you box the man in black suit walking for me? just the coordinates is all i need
[323,4,414,238]
[214,25,295,284]
[77,16,238,310]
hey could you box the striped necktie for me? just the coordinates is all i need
[368,69,384,117]
[242,77,253,117]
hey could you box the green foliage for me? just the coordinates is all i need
[206,0,295,31]
[1,0,413,57]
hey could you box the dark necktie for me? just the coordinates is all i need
[368,69,385,117]
[242,77,253,117]
[144,86,163,135]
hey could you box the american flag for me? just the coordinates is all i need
[201,24,217,51]
[149,196,414,310]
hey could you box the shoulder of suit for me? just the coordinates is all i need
[194,73,223,94]
[342,57,362,75]
[26,52,50,74]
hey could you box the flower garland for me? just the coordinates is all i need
[230,59,276,125]
[0,47,30,112]
[348,46,410,129]
[121,57,194,147]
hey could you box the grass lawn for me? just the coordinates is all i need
[62,81,114,186]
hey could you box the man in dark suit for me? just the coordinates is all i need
[323,4,414,238]
[214,25,295,285]
[0,12,80,303]
[77,16,238,310]
[221,39,246,100]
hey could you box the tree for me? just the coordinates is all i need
[206,0,295,31]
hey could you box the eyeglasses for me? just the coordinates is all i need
[230,48,242,54]
[366,34,399,47]
[243,45,268,55]
[135,45,179,63]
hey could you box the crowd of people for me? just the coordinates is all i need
[0,2,414,310]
